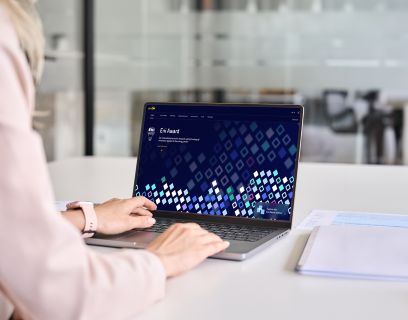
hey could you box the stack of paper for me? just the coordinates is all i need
[296,225,408,281]
[297,210,408,230]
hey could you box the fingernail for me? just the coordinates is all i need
[224,241,230,247]
[148,217,156,224]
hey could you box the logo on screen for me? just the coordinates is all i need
[147,127,156,141]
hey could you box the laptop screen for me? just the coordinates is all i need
[133,103,302,222]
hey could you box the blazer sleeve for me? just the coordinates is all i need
[0,11,165,320]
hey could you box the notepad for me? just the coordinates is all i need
[296,225,408,281]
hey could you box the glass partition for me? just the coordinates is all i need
[94,0,408,164]
[36,0,84,161]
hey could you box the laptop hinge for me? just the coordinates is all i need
[153,210,291,229]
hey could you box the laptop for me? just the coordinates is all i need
[87,102,303,261]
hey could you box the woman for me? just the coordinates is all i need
[0,1,229,319]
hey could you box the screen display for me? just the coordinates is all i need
[134,103,302,221]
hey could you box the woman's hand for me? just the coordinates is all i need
[94,197,158,234]
[63,197,157,235]
[147,223,230,277]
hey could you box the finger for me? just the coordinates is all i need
[198,232,223,244]
[161,222,202,240]
[131,207,153,217]
[65,201,80,209]
[152,224,184,246]
[127,196,157,211]
[178,222,202,230]
[166,222,201,233]
[129,215,156,229]
[204,240,230,256]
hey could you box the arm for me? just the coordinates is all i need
[0,21,165,320]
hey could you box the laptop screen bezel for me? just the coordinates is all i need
[132,102,304,229]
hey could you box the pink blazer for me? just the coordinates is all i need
[0,6,165,320]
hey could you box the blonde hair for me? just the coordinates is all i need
[2,0,44,83]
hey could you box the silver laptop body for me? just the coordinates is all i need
[87,102,303,261]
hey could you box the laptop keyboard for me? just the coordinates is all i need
[143,218,276,242]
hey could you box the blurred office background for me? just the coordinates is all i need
[35,0,408,165]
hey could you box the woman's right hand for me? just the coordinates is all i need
[147,223,230,277]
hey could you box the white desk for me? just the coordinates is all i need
[48,157,408,320]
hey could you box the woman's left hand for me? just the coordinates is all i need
[94,197,157,234]
[63,197,157,235]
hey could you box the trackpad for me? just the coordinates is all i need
[117,231,160,245]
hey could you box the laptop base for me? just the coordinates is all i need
[86,214,289,261]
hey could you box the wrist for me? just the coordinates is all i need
[146,250,172,278]
[66,201,97,238]
[92,206,105,233]
[62,210,86,231]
